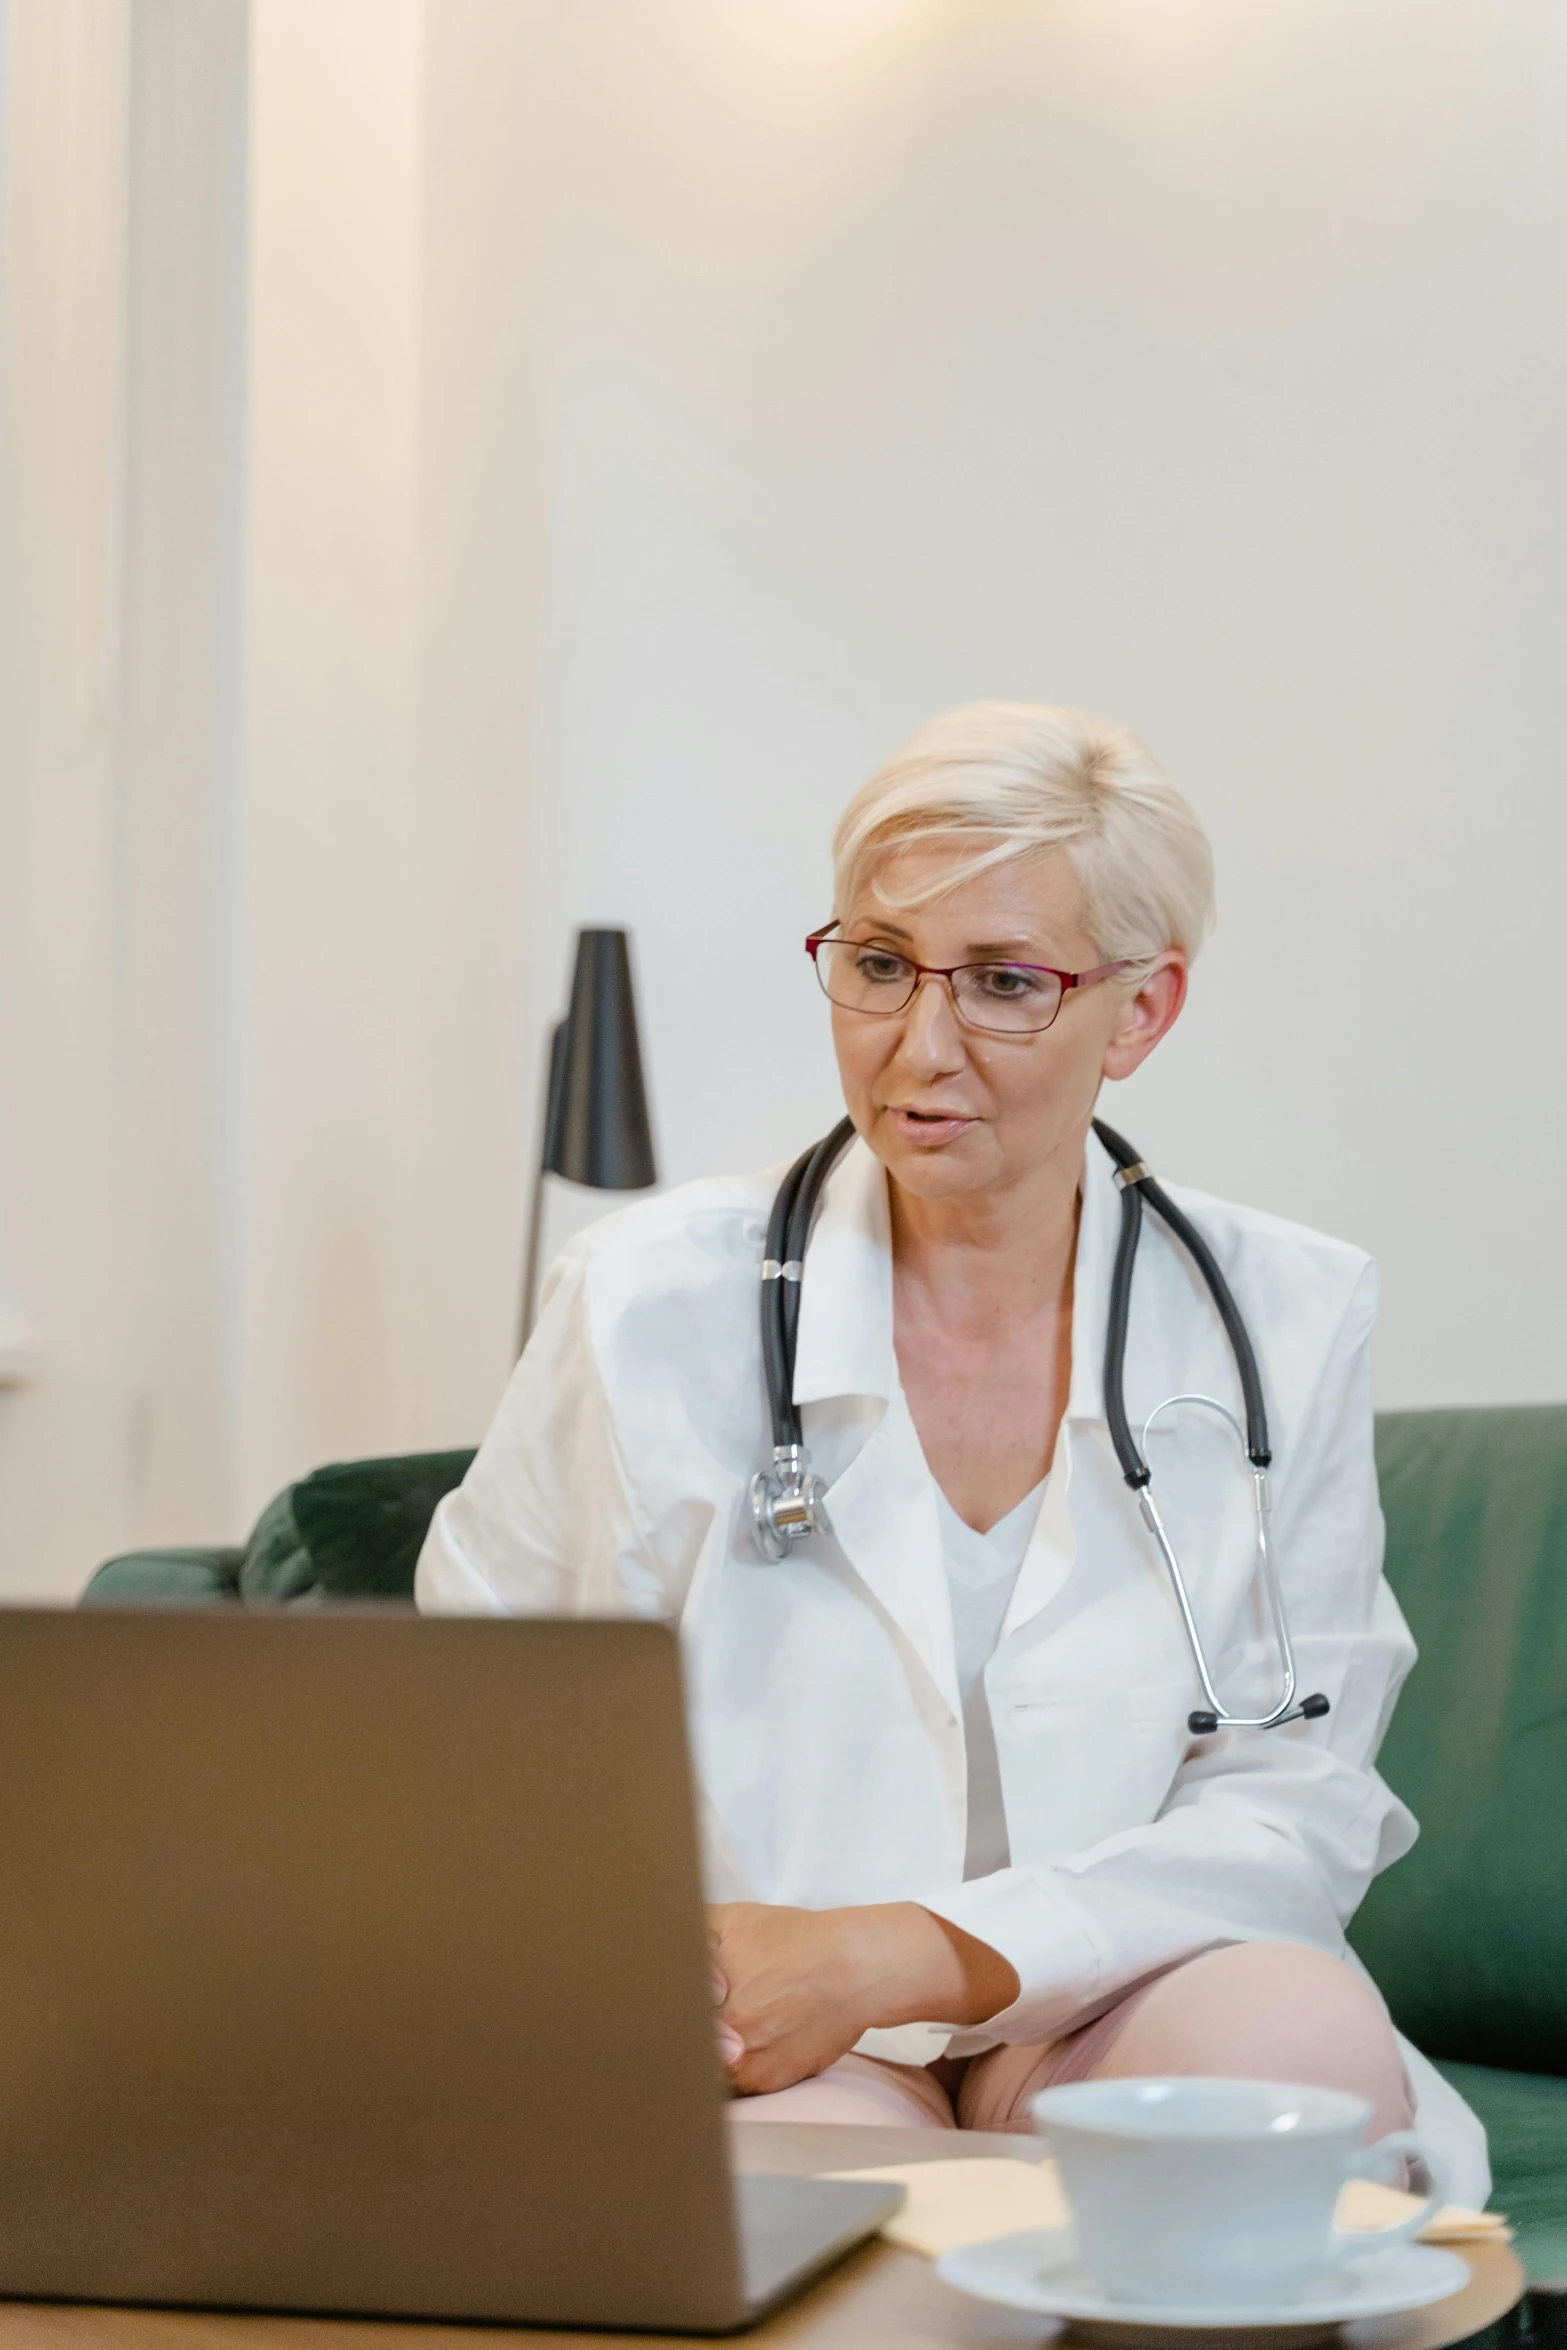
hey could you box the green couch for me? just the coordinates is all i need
[83,1406,1567,2289]
[1349,1408,1567,2292]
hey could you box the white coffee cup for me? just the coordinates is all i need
[1032,2077,1449,2309]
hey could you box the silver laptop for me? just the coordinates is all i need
[0,1609,899,2329]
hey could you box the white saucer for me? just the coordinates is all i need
[936,2226,1470,2337]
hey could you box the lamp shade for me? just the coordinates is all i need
[543,929,657,1191]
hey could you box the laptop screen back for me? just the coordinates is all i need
[0,1609,744,2327]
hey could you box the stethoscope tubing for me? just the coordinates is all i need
[1135,1398,1301,1731]
[752,1115,1329,1736]
[759,1115,856,1460]
[1095,1116,1271,1478]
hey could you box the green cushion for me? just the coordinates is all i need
[1436,2061,1567,2284]
[1349,1406,1567,2074]
[237,1449,476,1603]
[79,1547,244,1606]
[80,1451,476,1609]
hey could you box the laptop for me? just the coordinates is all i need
[0,1609,900,2329]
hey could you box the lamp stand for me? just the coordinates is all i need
[517,1022,565,1354]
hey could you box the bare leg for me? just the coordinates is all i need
[959,1944,1415,2138]
[1098,1944,1415,2136]
[734,2052,956,2127]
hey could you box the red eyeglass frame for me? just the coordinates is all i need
[804,922,1134,1031]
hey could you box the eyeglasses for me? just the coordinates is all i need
[805,924,1133,1036]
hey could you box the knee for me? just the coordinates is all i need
[1104,1944,1413,2137]
[1184,1938,1388,2030]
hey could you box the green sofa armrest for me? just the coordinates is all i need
[80,1449,476,1610]
[1351,1404,1567,2075]
[239,1449,476,1604]
[80,1547,245,1606]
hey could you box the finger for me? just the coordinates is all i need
[710,1965,728,2004]
[715,2020,745,2068]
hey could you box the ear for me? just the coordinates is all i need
[1100,953,1188,1082]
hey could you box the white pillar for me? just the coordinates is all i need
[0,0,247,1595]
[238,0,428,1516]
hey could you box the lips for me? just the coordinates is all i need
[887,1105,978,1146]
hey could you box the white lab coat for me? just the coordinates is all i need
[416,1129,1487,2201]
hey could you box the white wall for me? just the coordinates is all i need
[429,0,1567,1409]
[2,0,1563,1596]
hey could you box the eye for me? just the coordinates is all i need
[970,963,1047,1000]
[854,948,913,985]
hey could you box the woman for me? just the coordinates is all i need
[416,702,1484,2195]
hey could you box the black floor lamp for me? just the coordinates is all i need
[518,928,658,1352]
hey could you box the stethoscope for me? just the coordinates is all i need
[750,1115,1330,1739]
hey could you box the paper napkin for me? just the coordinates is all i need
[827,2156,1510,2261]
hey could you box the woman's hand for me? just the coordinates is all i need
[711,1965,745,2071]
[709,1900,1019,2096]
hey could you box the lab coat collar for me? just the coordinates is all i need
[791,1136,896,1406]
[791,1140,957,1721]
[1065,1122,1119,1430]
[998,1126,1118,1634]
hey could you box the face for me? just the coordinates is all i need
[827,842,1188,1207]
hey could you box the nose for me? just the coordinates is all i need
[896,972,968,1076]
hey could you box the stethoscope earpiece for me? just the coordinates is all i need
[1189,1690,1331,1739]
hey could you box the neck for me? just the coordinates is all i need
[888,1124,1087,1323]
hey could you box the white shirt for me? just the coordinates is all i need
[934,1479,1045,1882]
[415,1127,1487,2201]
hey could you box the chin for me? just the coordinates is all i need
[878,1136,993,1198]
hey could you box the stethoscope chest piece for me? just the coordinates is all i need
[750,1446,827,1560]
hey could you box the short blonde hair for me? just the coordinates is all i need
[832,702,1215,968]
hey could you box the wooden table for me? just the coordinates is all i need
[0,2122,1524,2350]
